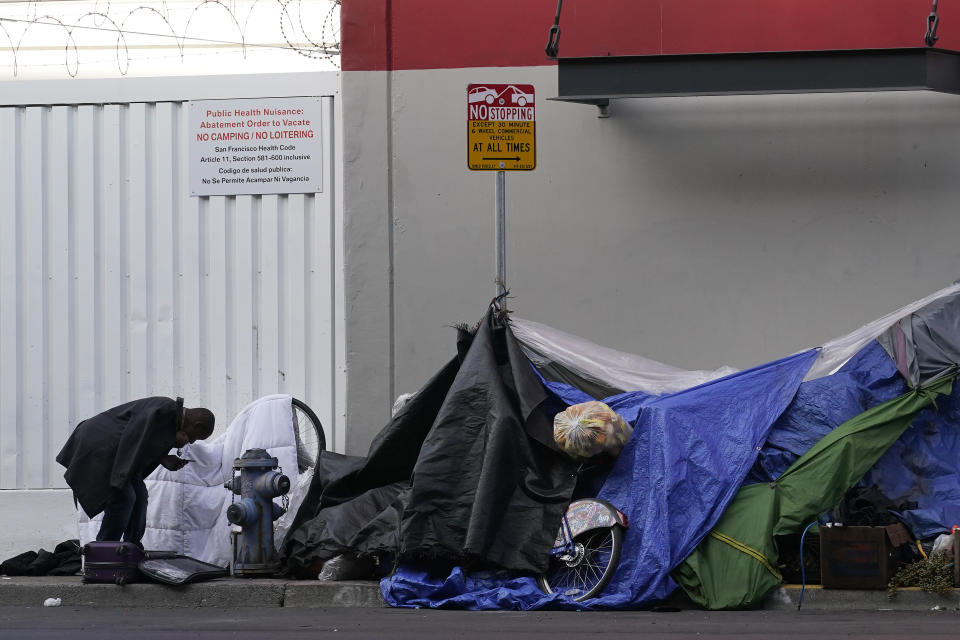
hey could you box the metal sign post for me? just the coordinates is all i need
[495,170,506,306]
[467,83,536,308]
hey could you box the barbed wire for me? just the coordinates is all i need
[0,0,339,77]
[0,41,319,68]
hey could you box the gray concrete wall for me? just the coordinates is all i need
[342,65,960,452]
[0,490,77,559]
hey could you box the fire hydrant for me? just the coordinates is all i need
[224,448,290,577]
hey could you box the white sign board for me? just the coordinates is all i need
[188,97,323,196]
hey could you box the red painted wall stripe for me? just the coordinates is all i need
[342,0,390,71]
[343,0,959,72]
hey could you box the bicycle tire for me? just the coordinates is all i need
[537,524,623,601]
[292,398,326,473]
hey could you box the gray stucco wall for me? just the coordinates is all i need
[342,64,960,452]
[341,71,395,454]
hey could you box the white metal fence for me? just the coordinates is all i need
[0,73,344,490]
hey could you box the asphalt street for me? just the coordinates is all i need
[0,606,958,639]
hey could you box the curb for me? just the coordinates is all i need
[765,585,960,611]
[0,577,387,608]
[3,577,959,611]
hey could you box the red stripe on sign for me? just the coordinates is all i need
[343,0,959,72]
[467,84,535,120]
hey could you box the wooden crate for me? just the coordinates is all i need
[955,531,959,588]
[819,526,894,590]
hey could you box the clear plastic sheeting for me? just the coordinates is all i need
[513,282,960,394]
[510,317,737,397]
[807,282,960,382]
[274,464,314,551]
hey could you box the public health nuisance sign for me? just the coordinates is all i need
[189,97,323,196]
[467,84,536,171]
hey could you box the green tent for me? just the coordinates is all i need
[672,373,955,610]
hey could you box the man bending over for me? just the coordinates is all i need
[57,397,215,547]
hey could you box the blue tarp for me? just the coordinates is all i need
[576,348,819,608]
[382,349,818,609]
[381,566,576,610]
[745,340,907,485]
[746,340,960,538]
[865,390,960,537]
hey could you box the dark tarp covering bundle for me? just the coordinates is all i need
[280,309,577,576]
[279,356,462,575]
[286,284,960,610]
[0,540,81,576]
[879,291,960,387]
[382,348,819,609]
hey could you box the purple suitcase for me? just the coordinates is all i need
[81,541,144,585]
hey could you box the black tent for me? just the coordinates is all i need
[280,307,577,577]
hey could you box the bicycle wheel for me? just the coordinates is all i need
[537,524,623,601]
[292,398,326,473]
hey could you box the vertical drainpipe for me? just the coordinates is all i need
[386,0,396,415]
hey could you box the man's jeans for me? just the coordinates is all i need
[96,476,148,546]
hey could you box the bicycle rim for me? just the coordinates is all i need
[537,525,623,602]
[292,398,325,473]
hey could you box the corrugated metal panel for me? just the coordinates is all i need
[0,89,340,490]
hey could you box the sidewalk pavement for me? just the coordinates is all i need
[2,577,959,611]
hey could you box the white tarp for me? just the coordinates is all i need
[512,281,960,395]
[510,317,737,396]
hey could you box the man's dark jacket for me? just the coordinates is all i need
[56,396,182,517]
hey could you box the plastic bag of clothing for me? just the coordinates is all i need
[553,401,633,459]
[317,553,378,581]
[931,531,956,556]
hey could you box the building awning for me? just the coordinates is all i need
[553,47,960,107]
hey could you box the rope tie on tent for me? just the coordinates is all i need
[913,365,958,411]
[545,0,563,58]
[491,289,511,311]
[913,365,956,409]
[926,0,940,47]
[490,289,512,328]
[708,530,782,581]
